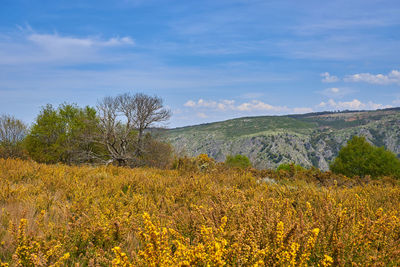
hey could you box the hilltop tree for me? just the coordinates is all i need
[330,136,400,179]
[96,93,171,166]
[0,114,27,158]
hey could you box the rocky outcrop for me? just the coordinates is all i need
[167,109,400,170]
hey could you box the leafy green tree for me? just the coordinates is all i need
[330,136,400,179]
[225,154,252,169]
[24,104,101,164]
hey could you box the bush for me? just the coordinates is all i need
[136,134,174,169]
[225,154,252,169]
[172,154,216,172]
[330,136,400,179]
[1,158,400,265]
[277,163,305,173]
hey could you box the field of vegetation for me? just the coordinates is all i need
[0,158,399,266]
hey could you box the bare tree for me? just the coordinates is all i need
[0,114,27,158]
[96,93,171,166]
[132,93,171,155]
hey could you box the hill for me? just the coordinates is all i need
[166,108,400,170]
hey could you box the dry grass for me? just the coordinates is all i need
[0,158,399,266]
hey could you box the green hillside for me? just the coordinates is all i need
[171,116,318,137]
[166,108,400,170]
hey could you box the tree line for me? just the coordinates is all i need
[1,93,400,179]
[0,93,174,168]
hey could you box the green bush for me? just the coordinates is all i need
[225,154,251,169]
[277,163,305,173]
[330,136,400,179]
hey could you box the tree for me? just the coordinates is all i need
[330,136,400,179]
[96,93,171,166]
[132,93,171,155]
[225,154,252,169]
[0,114,27,158]
[138,133,174,168]
[24,104,100,164]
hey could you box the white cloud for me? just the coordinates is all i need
[184,99,236,111]
[184,100,196,107]
[318,87,356,98]
[321,72,339,83]
[317,99,392,110]
[330,87,339,93]
[198,99,217,108]
[196,112,208,118]
[293,107,313,113]
[344,70,400,85]
[28,33,134,48]
[0,31,135,66]
[237,100,285,112]
[184,98,313,114]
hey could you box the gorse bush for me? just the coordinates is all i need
[0,158,399,265]
[172,153,216,172]
[330,136,400,179]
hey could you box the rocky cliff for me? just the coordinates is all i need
[166,108,400,170]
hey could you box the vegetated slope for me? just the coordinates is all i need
[0,159,399,265]
[167,107,400,170]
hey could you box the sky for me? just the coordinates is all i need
[0,0,400,127]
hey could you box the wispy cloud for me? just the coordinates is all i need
[293,107,313,113]
[236,100,287,112]
[344,70,400,85]
[318,99,392,110]
[321,72,339,83]
[29,34,134,48]
[0,31,134,66]
[184,99,236,111]
[318,87,355,98]
[293,17,398,36]
[184,98,313,114]
[196,112,208,118]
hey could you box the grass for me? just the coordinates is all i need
[0,158,399,266]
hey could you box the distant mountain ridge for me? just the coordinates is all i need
[165,107,400,170]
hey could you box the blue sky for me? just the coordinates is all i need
[1,0,400,127]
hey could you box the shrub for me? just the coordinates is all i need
[277,163,305,173]
[1,158,400,265]
[330,136,400,179]
[172,154,215,172]
[137,135,174,169]
[225,154,252,169]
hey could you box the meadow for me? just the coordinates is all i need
[0,158,399,266]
